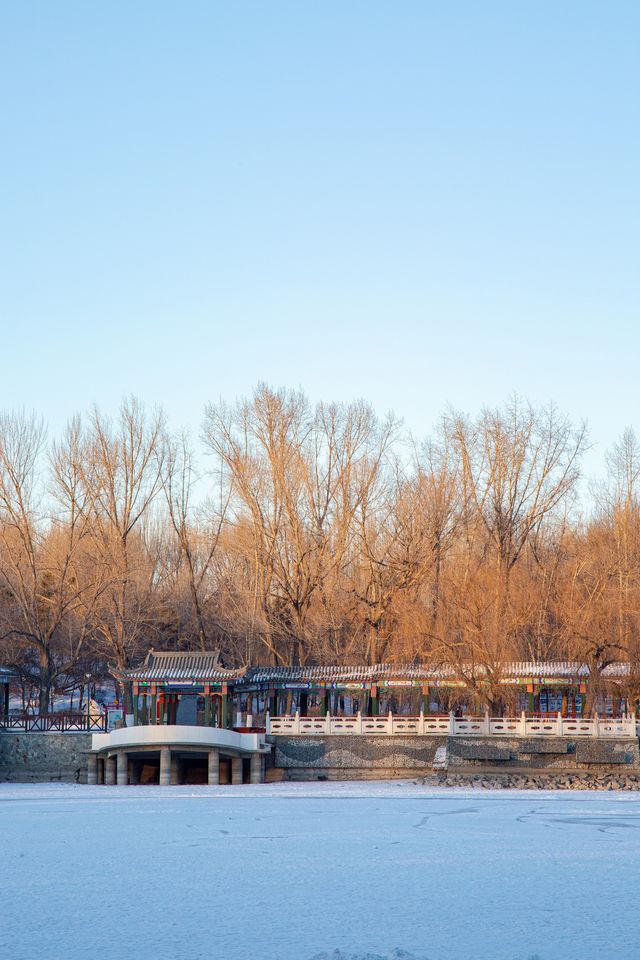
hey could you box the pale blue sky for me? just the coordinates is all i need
[1,2,638,478]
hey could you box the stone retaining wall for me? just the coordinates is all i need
[268,734,640,781]
[447,735,639,771]
[4,732,639,785]
[268,734,448,780]
[0,733,92,782]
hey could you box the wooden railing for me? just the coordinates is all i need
[266,711,640,739]
[0,712,107,732]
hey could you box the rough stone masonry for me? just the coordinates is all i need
[0,733,92,783]
[267,733,640,784]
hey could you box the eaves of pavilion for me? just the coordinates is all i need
[116,653,632,694]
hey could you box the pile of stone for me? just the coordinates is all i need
[418,772,640,791]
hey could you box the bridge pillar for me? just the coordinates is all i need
[231,756,242,785]
[250,752,263,784]
[117,751,128,786]
[105,755,116,785]
[208,749,219,785]
[159,747,171,786]
[87,753,98,785]
[170,754,181,785]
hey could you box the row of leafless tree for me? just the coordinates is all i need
[1,385,639,714]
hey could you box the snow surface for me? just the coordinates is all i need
[2,781,639,960]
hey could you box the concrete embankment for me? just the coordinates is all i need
[0,733,92,782]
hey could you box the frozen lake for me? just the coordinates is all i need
[2,781,639,960]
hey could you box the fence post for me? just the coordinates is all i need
[557,711,563,737]
[520,711,527,736]
[419,706,425,735]
[388,710,393,735]
[265,711,271,735]
[326,711,331,735]
[295,710,300,734]
[449,710,455,735]
[357,710,362,734]
[593,713,599,738]
[484,709,490,735]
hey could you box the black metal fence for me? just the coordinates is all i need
[0,712,107,732]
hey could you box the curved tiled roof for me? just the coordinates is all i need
[245,661,601,683]
[117,652,637,685]
[121,650,243,682]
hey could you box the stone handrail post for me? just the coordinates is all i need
[265,710,270,734]
[449,710,455,735]
[483,710,490,735]
[557,711,563,736]
[520,711,527,735]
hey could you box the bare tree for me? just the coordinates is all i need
[1,386,633,711]
[346,460,434,664]
[447,397,587,578]
[0,414,107,712]
[597,428,640,657]
[161,431,229,650]
[203,385,399,665]
[77,398,166,699]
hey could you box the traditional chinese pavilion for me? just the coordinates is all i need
[115,653,635,724]
[84,653,638,785]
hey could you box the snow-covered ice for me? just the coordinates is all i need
[2,780,639,960]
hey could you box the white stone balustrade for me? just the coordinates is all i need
[266,710,639,739]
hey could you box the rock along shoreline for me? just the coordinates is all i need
[418,772,640,790]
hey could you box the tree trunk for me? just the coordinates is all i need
[186,550,207,650]
[38,647,52,716]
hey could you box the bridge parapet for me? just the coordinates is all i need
[266,712,639,739]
